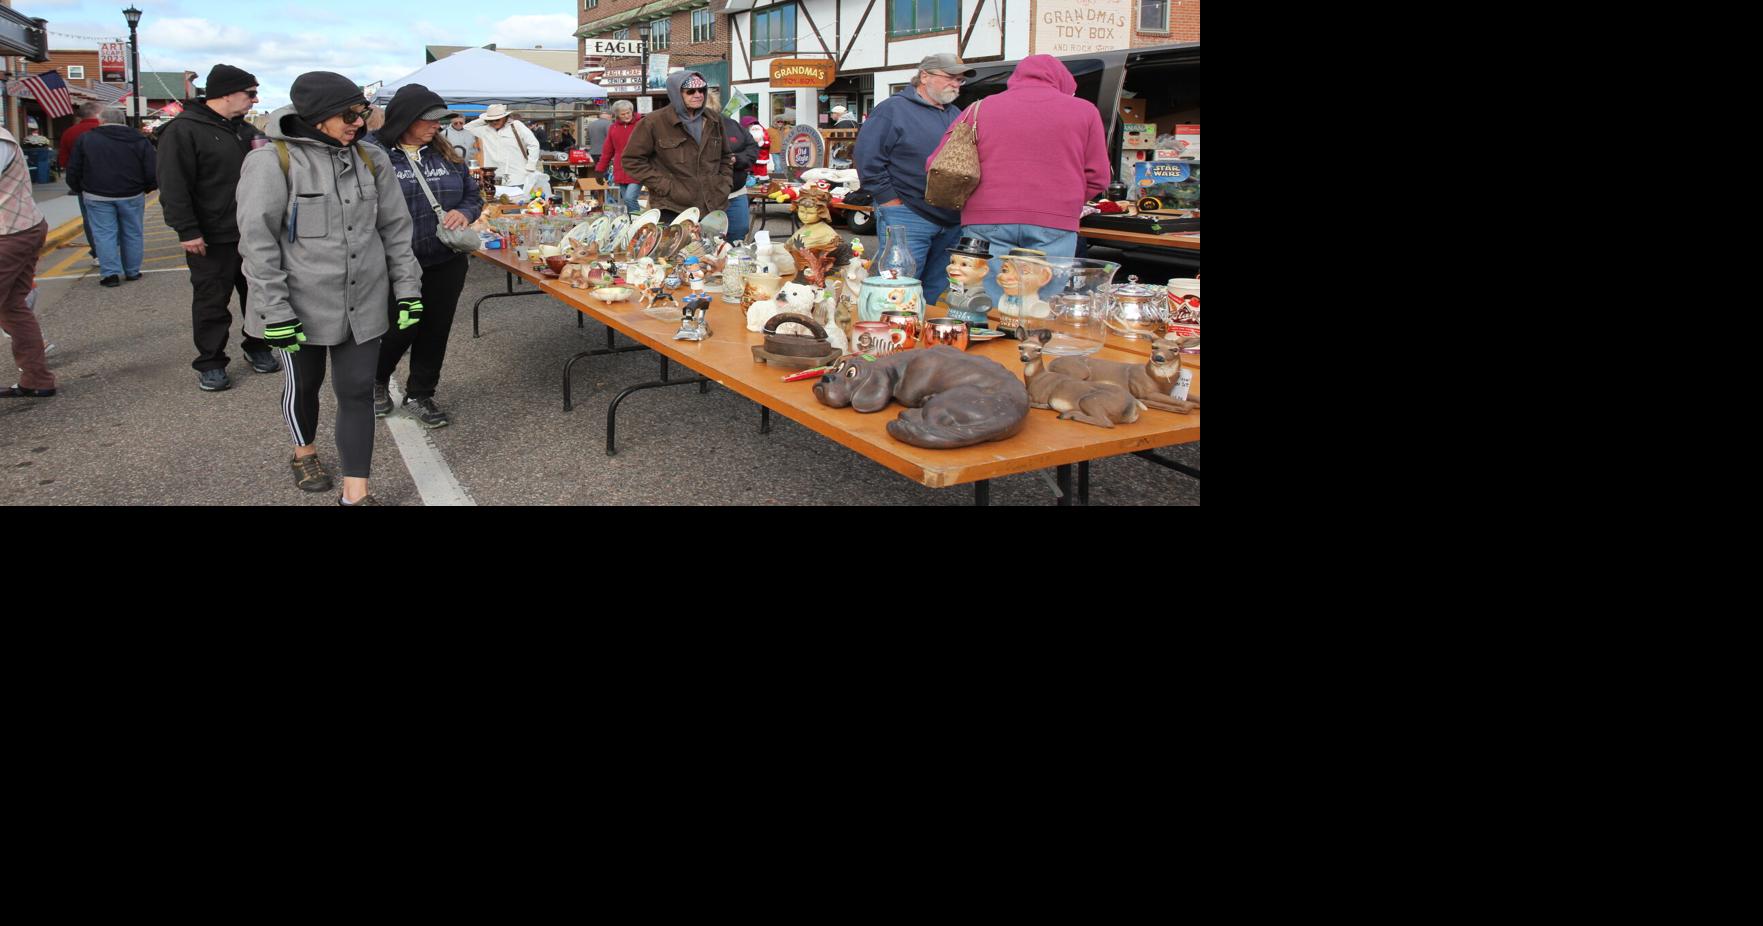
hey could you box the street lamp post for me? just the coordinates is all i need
[122,6,142,130]
[636,22,649,108]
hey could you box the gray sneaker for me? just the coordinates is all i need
[373,384,393,417]
[198,368,231,391]
[402,396,451,428]
[244,347,281,374]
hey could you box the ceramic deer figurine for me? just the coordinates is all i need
[1018,333,1145,429]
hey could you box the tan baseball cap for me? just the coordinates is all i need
[918,54,976,78]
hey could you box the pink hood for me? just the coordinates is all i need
[928,54,1110,232]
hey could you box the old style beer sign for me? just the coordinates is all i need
[769,59,835,89]
[101,42,127,83]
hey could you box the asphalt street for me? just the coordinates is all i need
[4,188,1200,506]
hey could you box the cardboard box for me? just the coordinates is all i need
[1129,160,1200,209]
[1123,124,1157,149]
[577,177,609,192]
[1170,124,1199,160]
[1118,98,1146,123]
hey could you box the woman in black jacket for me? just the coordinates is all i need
[365,84,481,428]
[68,109,157,286]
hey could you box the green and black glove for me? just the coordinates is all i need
[263,319,307,352]
[396,298,424,330]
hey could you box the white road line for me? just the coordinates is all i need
[384,380,476,506]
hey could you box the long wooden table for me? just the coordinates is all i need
[1078,225,1201,251]
[470,246,1200,502]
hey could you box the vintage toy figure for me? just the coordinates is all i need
[932,237,994,327]
[996,247,1055,325]
[786,186,845,286]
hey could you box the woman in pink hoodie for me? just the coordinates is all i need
[927,54,1110,301]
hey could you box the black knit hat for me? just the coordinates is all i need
[378,84,456,146]
[205,64,258,99]
[290,71,366,123]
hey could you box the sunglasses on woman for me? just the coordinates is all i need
[340,106,373,124]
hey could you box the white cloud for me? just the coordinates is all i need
[488,14,579,50]
[141,18,256,51]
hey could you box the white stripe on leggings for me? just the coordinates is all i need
[281,350,305,446]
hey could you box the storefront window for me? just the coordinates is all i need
[1139,0,1169,32]
[752,5,797,57]
[649,18,671,50]
[693,8,714,43]
[889,0,959,37]
[770,91,797,127]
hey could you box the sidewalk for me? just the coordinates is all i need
[30,180,89,256]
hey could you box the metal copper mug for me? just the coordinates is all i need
[921,317,969,351]
[878,310,919,349]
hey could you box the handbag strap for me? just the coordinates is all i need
[963,99,982,135]
[405,149,449,219]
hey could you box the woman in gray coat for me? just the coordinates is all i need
[236,72,423,506]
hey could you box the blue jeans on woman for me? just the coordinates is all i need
[83,193,145,280]
[621,182,643,214]
[875,204,961,306]
[724,192,751,243]
[960,223,1079,305]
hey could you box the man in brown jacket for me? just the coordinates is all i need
[620,71,730,221]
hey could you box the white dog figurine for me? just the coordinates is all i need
[747,282,820,334]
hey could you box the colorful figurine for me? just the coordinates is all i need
[932,236,994,327]
[786,186,844,286]
[997,247,1055,325]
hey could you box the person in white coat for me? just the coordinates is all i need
[465,104,545,195]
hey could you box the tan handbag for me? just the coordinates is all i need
[925,99,982,209]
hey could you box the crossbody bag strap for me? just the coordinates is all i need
[405,150,448,219]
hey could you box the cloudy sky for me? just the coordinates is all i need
[27,0,582,109]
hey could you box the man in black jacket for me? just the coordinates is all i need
[67,109,157,287]
[707,88,759,242]
[156,63,275,392]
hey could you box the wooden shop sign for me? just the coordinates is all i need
[769,59,836,89]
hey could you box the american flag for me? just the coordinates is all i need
[18,70,74,119]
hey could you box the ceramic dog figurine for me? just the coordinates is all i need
[1019,333,1145,428]
[747,282,819,334]
[1043,335,1200,414]
[813,346,1029,449]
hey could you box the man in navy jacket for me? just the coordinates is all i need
[68,109,157,287]
[853,53,973,305]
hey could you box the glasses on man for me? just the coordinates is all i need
[340,106,373,124]
[929,71,967,84]
[242,89,260,99]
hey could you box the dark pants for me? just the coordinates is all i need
[281,333,380,478]
[187,241,267,372]
[377,254,468,400]
[0,221,52,390]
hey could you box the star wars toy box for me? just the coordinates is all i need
[1130,160,1200,209]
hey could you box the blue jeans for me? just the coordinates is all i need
[724,192,750,243]
[76,194,95,255]
[83,193,145,279]
[621,182,643,214]
[875,204,961,306]
[960,223,1079,305]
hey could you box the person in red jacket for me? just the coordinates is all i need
[58,102,104,263]
[595,100,644,213]
[926,53,1109,304]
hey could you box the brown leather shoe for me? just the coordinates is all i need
[290,454,333,492]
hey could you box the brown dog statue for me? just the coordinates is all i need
[1039,334,1200,414]
[813,346,1029,449]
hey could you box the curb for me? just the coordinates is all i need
[39,216,84,257]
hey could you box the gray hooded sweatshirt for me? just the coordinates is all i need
[235,104,422,346]
[668,71,708,143]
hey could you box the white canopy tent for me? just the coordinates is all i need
[371,47,606,105]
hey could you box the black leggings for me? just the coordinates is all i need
[378,254,468,399]
[281,333,380,478]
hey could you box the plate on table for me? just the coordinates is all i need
[654,223,685,260]
[670,207,700,226]
[968,328,1008,341]
[626,223,661,259]
[699,209,728,244]
[632,208,662,232]
[603,215,631,250]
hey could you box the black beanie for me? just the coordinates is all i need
[378,84,454,147]
[205,63,258,99]
[290,71,365,123]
